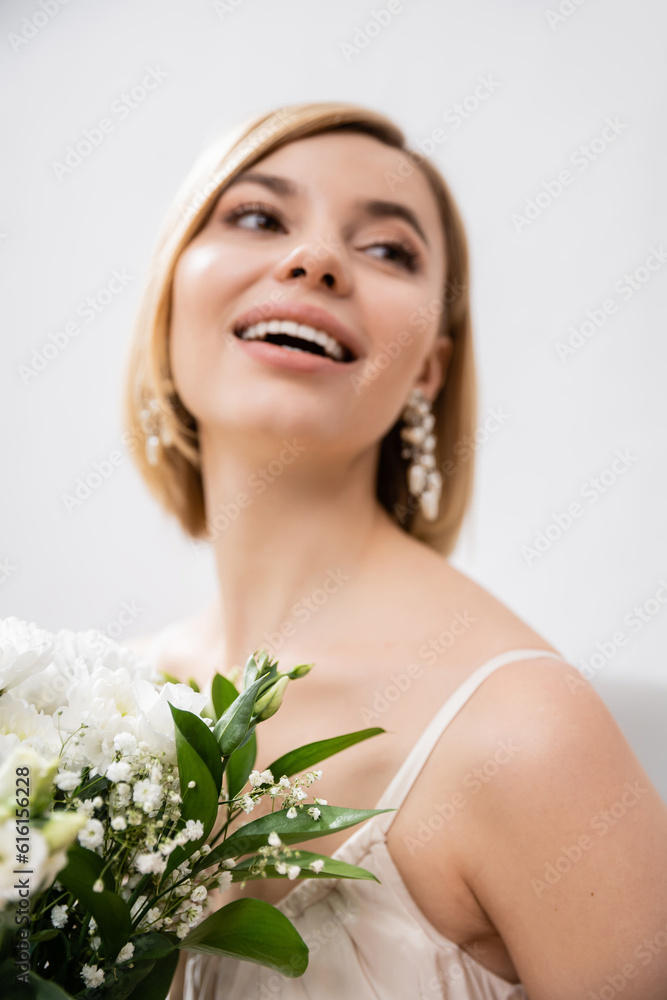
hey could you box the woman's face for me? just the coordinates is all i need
[169,130,451,462]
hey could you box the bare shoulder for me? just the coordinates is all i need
[440,657,667,997]
[401,538,563,657]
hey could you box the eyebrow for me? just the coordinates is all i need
[224,171,430,249]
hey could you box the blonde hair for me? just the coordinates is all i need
[122,100,477,556]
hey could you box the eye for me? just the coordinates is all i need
[223,201,285,232]
[364,239,421,273]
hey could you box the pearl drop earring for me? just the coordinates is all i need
[400,387,442,522]
[139,397,173,467]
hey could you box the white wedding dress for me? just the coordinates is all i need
[164,647,566,1000]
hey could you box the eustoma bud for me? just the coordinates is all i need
[253,675,289,721]
[284,662,314,680]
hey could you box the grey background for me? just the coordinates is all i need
[1,0,665,796]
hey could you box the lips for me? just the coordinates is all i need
[231,301,364,363]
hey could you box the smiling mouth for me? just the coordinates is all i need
[233,319,357,363]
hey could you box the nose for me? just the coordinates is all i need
[274,234,352,295]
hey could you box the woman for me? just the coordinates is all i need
[123,101,667,999]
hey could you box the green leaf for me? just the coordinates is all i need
[169,703,223,795]
[178,898,307,977]
[193,805,393,872]
[24,972,72,1000]
[57,845,132,960]
[265,727,386,780]
[213,674,274,756]
[225,729,257,799]
[76,772,110,802]
[211,672,238,721]
[124,949,181,1000]
[231,849,379,882]
[241,652,259,690]
[163,739,220,879]
[100,934,178,1000]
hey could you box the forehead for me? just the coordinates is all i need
[237,130,445,257]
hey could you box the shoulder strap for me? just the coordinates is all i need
[373,648,566,823]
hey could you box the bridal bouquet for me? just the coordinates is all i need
[0,617,387,999]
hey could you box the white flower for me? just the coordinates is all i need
[81,964,105,987]
[190,885,207,902]
[0,617,55,693]
[106,760,132,783]
[110,816,127,831]
[287,865,301,880]
[176,921,190,939]
[0,699,61,758]
[294,788,307,801]
[307,807,321,820]
[185,903,203,926]
[309,859,325,873]
[78,818,105,850]
[217,871,232,892]
[274,861,287,874]
[286,807,298,819]
[184,819,204,841]
[0,745,58,817]
[133,779,163,813]
[240,794,255,813]
[116,942,134,963]
[144,906,162,927]
[220,858,236,869]
[135,852,167,875]
[92,879,104,893]
[278,775,291,789]
[314,798,327,805]
[312,769,323,779]
[114,731,137,753]
[51,904,68,928]
[268,831,281,847]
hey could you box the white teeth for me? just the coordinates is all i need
[237,320,346,361]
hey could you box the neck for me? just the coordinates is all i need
[194,429,398,671]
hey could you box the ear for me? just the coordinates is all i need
[414,335,454,401]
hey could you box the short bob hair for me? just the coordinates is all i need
[122,100,477,557]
